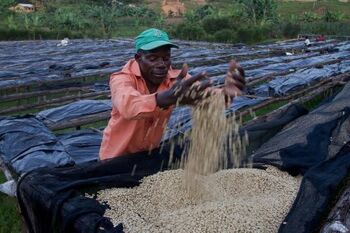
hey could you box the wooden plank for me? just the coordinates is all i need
[46,111,111,131]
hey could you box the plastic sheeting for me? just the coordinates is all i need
[57,130,102,164]
[0,39,346,90]
[0,117,102,175]
[16,82,350,233]
[253,82,350,233]
[254,59,350,96]
[0,39,244,89]
[0,116,74,175]
[245,50,350,80]
[37,100,112,123]
[189,52,318,76]
[35,95,266,142]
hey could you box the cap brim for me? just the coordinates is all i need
[140,40,179,51]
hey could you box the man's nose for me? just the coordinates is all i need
[155,58,166,67]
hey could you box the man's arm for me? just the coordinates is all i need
[110,74,158,120]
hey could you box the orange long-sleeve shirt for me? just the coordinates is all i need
[99,59,186,160]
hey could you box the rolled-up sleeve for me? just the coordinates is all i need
[110,74,157,120]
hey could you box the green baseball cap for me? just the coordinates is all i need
[135,28,179,51]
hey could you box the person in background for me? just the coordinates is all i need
[304,36,311,47]
[316,34,325,42]
[99,28,245,160]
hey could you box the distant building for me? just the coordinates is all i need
[9,3,35,13]
[162,0,185,17]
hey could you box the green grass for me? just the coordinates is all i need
[277,0,350,20]
[302,85,343,110]
[0,173,21,233]
[242,100,290,122]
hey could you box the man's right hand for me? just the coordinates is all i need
[156,64,212,108]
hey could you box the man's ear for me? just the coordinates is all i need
[135,53,141,61]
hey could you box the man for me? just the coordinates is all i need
[99,28,245,160]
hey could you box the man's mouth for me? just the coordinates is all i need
[153,72,167,78]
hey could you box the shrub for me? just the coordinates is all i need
[301,22,350,36]
[194,4,215,19]
[302,12,319,22]
[202,16,233,34]
[213,29,236,43]
[322,9,344,22]
[236,27,256,43]
[0,0,15,13]
[236,25,273,44]
[282,22,301,38]
[174,23,206,41]
[239,0,278,25]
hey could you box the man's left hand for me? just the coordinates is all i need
[223,60,246,98]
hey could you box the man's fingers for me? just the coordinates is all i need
[183,71,207,86]
[231,72,246,87]
[229,60,245,77]
[237,66,245,77]
[196,80,212,92]
[176,63,188,80]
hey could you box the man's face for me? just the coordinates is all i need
[136,46,172,88]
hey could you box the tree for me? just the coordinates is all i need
[239,0,277,25]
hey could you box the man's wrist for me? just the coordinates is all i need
[156,90,176,109]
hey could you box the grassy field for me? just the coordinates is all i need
[205,0,350,19]
[0,173,21,233]
[277,0,350,20]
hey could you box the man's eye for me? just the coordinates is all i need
[149,56,157,61]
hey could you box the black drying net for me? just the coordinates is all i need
[16,82,350,233]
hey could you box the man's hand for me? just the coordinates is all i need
[223,60,245,99]
[156,64,212,108]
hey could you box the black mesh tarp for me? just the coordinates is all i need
[13,78,350,233]
[17,144,185,233]
[252,82,350,233]
[16,82,350,233]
